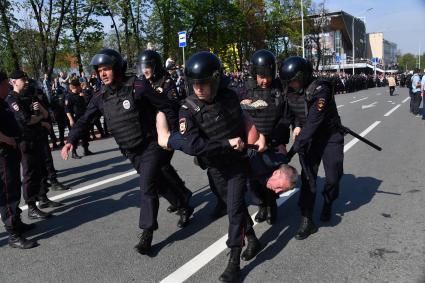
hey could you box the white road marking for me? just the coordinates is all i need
[361,102,378,109]
[162,120,383,282]
[350,97,368,103]
[159,188,299,283]
[343,121,381,153]
[19,170,138,211]
[337,105,344,109]
[402,97,410,103]
[384,104,401,117]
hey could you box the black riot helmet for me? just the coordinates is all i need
[136,50,163,80]
[184,51,223,99]
[250,49,276,78]
[90,49,127,78]
[278,56,313,88]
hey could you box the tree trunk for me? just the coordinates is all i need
[0,0,20,70]
[106,6,122,54]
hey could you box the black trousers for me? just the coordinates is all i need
[20,139,48,204]
[389,86,395,96]
[0,146,22,233]
[411,91,422,115]
[299,132,344,214]
[158,151,192,208]
[40,133,58,189]
[54,110,68,144]
[207,161,253,248]
[126,142,174,231]
[73,116,90,150]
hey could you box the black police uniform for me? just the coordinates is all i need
[5,92,51,211]
[173,88,254,249]
[242,78,289,223]
[148,72,193,216]
[293,79,344,216]
[51,87,69,145]
[0,97,22,233]
[65,90,90,152]
[67,75,180,232]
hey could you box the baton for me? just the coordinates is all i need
[287,146,316,193]
[341,126,382,151]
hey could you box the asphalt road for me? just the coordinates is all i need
[1,86,424,283]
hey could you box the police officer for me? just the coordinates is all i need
[166,52,264,282]
[280,56,344,240]
[61,49,186,255]
[0,71,37,249]
[65,79,93,158]
[51,84,68,146]
[241,49,289,225]
[137,50,193,219]
[6,70,61,220]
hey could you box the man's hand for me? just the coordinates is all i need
[41,122,51,130]
[276,144,287,155]
[240,99,253,105]
[61,143,73,160]
[255,133,267,152]
[293,127,301,140]
[228,137,245,151]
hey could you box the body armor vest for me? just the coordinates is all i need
[102,76,147,150]
[245,86,282,137]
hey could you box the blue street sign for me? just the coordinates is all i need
[336,55,341,63]
[178,31,187,48]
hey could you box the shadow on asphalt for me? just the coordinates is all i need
[239,173,382,281]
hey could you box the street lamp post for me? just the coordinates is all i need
[352,8,373,75]
[301,0,305,58]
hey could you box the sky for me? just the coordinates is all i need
[320,0,425,54]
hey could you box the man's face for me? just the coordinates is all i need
[12,78,28,93]
[97,65,114,85]
[193,82,213,102]
[0,80,9,99]
[69,84,81,94]
[266,169,292,192]
[143,67,153,80]
[288,80,302,91]
[256,75,272,89]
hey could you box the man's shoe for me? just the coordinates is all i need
[266,202,277,225]
[177,206,194,228]
[320,202,332,222]
[211,201,227,219]
[241,234,262,261]
[8,233,37,249]
[28,205,52,220]
[219,248,241,282]
[135,230,153,255]
[50,181,70,191]
[71,151,81,159]
[38,197,64,209]
[254,205,267,223]
[167,205,178,213]
[16,220,36,233]
[295,216,318,240]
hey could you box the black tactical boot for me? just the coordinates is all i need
[16,219,36,233]
[50,179,70,191]
[167,205,178,213]
[38,195,64,209]
[135,230,153,255]
[177,206,194,228]
[219,247,242,282]
[211,200,227,219]
[241,231,262,261]
[320,202,332,222]
[254,205,267,223]
[28,203,52,220]
[295,215,318,240]
[71,150,81,159]
[266,201,277,225]
[8,232,37,249]
[83,148,94,156]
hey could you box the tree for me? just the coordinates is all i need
[0,0,20,70]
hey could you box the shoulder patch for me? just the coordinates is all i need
[179,118,187,134]
[316,98,325,111]
[181,104,188,109]
[11,102,19,112]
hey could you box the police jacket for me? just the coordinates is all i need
[5,91,44,141]
[173,86,246,167]
[150,72,184,103]
[65,91,87,118]
[293,79,342,153]
[0,98,21,148]
[67,75,177,151]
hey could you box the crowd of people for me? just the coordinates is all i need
[0,46,415,282]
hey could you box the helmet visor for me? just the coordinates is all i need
[90,54,115,68]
